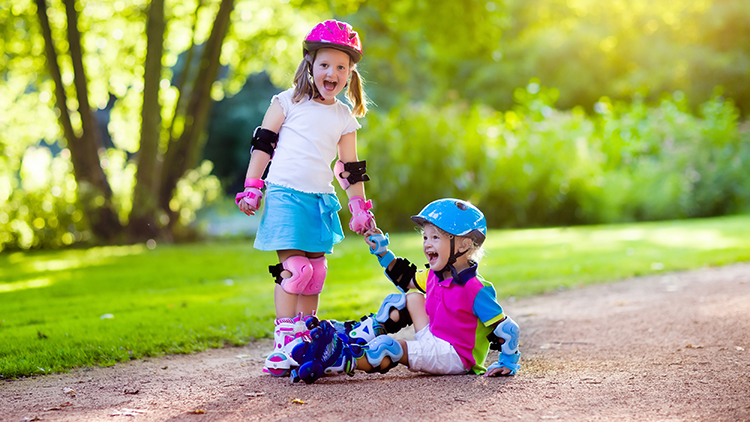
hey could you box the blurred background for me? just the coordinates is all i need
[1,0,749,251]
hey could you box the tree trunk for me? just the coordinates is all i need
[37,0,122,242]
[129,0,165,242]
[159,0,234,226]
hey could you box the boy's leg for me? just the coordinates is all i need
[355,339,408,372]
[405,292,428,332]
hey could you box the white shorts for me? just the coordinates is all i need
[405,325,468,375]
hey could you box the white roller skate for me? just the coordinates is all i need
[263,313,318,377]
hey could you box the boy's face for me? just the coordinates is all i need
[422,224,452,271]
[311,48,351,100]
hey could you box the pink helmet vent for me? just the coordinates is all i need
[304,20,362,63]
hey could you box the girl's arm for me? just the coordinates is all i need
[237,99,284,216]
[245,99,284,179]
[337,131,374,234]
[336,131,365,199]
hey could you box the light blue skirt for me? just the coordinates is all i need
[253,184,344,254]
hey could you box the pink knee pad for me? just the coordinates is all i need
[279,256,313,294]
[302,256,327,295]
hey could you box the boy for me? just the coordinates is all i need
[290,199,520,383]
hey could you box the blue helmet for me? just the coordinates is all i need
[411,198,487,245]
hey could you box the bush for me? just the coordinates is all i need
[359,84,750,229]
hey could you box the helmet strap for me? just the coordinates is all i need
[439,236,468,280]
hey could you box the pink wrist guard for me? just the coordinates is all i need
[245,178,264,189]
[348,196,375,232]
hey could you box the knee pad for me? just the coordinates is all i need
[302,256,327,295]
[374,292,413,333]
[269,256,313,295]
[364,335,403,374]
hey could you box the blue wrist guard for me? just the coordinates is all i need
[369,233,389,255]
[487,351,520,376]
[378,251,396,268]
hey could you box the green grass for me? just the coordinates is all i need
[2,214,750,378]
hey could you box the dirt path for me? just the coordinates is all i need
[2,263,749,421]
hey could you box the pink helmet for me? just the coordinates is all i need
[304,20,362,63]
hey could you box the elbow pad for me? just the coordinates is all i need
[487,316,520,356]
[250,127,278,156]
[384,258,417,293]
[334,160,370,190]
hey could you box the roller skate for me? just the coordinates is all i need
[263,312,319,377]
[345,293,411,357]
[290,319,356,384]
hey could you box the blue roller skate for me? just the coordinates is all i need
[289,320,355,384]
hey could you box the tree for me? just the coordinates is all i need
[129,0,164,240]
[36,0,123,242]
[14,0,330,246]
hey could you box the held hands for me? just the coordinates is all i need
[236,178,264,216]
[348,196,375,235]
[364,226,385,250]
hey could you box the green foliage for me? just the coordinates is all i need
[0,148,221,251]
[361,84,750,230]
[203,72,280,194]
[348,0,750,114]
[2,214,750,378]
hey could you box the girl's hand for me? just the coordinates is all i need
[236,188,262,216]
[348,196,375,235]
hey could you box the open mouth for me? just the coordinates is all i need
[425,251,439,265]
[323,80,337,91]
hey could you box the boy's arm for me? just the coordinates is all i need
[473,286,521,377]
[485,316,521,377]
[365,230,420,292]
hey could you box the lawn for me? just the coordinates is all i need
[1,214,750,378]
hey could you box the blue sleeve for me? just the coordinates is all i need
[473,285,505,326]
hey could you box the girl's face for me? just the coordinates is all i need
[311,48,351,102]
[422,224,452,272]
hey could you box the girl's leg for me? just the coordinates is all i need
[274,249,306,318]
[265,249,312,376]
[296,251,325,316]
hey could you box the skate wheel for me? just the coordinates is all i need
[310,327,323,341]
[267,367,289,377]
[265,352,291,377]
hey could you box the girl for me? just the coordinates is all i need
[288,199,520,383]
[236,20,375,377]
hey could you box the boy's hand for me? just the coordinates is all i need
[364,226,383,248]
[484,364,513,377]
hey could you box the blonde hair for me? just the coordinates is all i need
[291,49,369,118]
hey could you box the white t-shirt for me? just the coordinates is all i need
[264,88,361,194]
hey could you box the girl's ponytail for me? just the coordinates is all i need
[292,54,317,103]
[347,68,368,118]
